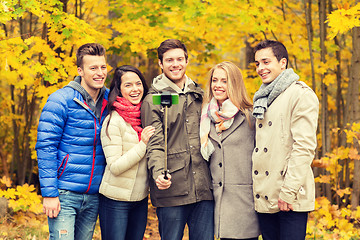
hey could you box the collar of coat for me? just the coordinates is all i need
[150,73,203,97]
[209,111,246,144]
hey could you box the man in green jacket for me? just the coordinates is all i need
[141,39,214,240]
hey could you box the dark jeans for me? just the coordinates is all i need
[257,211,308,240]
[156,200,214,240]
[99,194,148,240]
[221,238,258,240]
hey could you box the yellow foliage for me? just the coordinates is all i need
[345,122,360,144]
[0,176,11,187]
[323,73,336,86]
[0,210,48,239]
[327,2,360,38]
[315,174,331,184]
[308,197,360,239]
[312,158,329,168]
[336,188,351,198]
[1,1,360,238]
[317,61,329,75]
[0,182,42,214]
[354,206,360,219]
[349,147,360,160]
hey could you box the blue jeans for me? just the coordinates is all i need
[156,200,214,240]
[47,190,99,240]
[221,238,258,240]
[99,195,148,240]
[257,211,308,240]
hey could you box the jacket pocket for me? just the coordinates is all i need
[58,154,69,179]
[153,152,190,199]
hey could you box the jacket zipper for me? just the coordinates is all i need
[83,101,97,194]
[72,97,107,193]
[85,117,97,193]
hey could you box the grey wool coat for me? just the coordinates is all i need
[209,111,260,239]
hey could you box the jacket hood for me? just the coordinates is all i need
[150,73,203,97]
[66,76,107,119]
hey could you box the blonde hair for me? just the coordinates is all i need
[204,61,253,121]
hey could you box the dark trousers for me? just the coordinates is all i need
[99,195,148,240]
[257,211,308,240]
[221,238,258,240]
[156,200,214,240]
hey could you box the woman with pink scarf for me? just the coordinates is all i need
[98,65,155,240]
[200,61,260,240]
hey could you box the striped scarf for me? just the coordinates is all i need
[200,98,239,161]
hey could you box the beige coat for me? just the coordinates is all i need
[252,81,319,213]
[209,112,260,239]
[141,74,213,207]
[99,111,148,201]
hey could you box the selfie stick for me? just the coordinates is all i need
[160,92,172,180]
[153,91,178,180]
[164,105,169,180]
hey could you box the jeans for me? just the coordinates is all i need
[47,190,99,240]
[99,195,148,240]
[257,211,308,240]
[221,238,258,240]
[156,200,214,240]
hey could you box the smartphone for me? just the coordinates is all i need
[152,92,179,106]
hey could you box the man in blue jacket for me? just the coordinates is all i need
[36,43,109,240]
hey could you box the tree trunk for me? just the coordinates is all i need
[304,0,322,198]
[10,84,21,184]
[319,0,332,201]
[304,0,316,91]
[350,24,360,210]
[329,0,347,206]
[8,1,42,185]
[61,0,68,13]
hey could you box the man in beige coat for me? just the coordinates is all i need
[252,40,319,240]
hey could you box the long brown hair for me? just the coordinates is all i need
[105,65,148,139]
[204,61,253,122]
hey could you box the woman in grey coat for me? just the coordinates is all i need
[200,61,260,240]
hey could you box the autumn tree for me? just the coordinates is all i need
[0,0,110,185]
[0,0,359,212]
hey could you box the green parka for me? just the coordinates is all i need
[141,74,213,207]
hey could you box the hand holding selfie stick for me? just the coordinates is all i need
[152,91,179,180]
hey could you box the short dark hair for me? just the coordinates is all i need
[254,40,289,68]
[76,43,106,68]
[157,39,188,63]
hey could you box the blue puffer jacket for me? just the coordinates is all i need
[36,84,109,197]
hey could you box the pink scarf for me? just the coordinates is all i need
[112,97,143,141]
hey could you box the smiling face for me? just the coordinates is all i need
[211,68,229,106]
[78,55,107,100]
[159,48,188,89]
[254,47,287,84]
[120,72,144,105]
